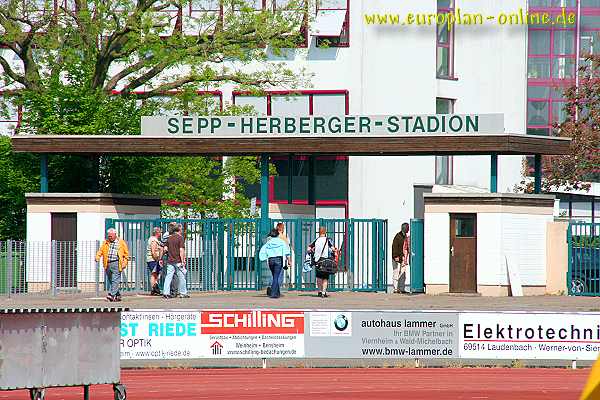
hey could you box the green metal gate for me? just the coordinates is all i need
[409,218,424,293]
[568,222,600,296]
[106,217,387,293]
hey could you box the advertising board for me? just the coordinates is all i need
[120,310,600,361]
[304,311,458,358]
[459,312,600,361]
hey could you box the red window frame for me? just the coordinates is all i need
[314,0,349,48]
[111,89,224,113]
[527,3,579,138]
[232,89,349,216]
[436,0,455,79]
[184,0,224,36]
[435,97,454,185]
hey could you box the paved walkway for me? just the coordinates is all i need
[2,291,600,311]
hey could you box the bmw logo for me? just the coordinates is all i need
[334,314,348,331]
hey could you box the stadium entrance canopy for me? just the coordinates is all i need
[11,113,571,231]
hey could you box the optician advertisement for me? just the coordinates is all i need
[120,311,201,359]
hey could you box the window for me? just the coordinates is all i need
[579,11,600,77]
[526,84,571,138]
[436,0,454,78]
[0,94,21,136]
[527,1,578,144]
[529,0,576,7]
[435,98,454,185]
[273,0,309,47]
[455,215,475,237]
[0,48,23,74]
[150,0,181,36]
[183,0,222,36]
[232,90,349,208]
[230,0,265,26]
[311,0,349,47]
[127,90,222,115]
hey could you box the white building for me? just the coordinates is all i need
[2,1,599,294]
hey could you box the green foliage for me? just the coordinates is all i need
[0,0,312,230]
[0,137,38,239]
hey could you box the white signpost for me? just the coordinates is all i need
[141,114,505,136]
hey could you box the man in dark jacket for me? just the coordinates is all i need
[391,223,410,293]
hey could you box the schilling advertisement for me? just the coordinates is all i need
[199,310,305,358]
[120,310,305,360]
[120,310,600,361]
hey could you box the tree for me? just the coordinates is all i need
[0,0,310,225]
[518,55,600,193]
[0,0,309,96]
[0,137,38,240]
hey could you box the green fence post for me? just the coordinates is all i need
[534,154,542,194]
[567,222,573,295]
[217,221,225,291]
[348,219,354,290]
[104,218,114,235]
[371,220,378,292]
[410,218,424,293]
[294,220,302,291]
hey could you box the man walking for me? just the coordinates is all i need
[146,227,164,296]
[95,228,129,302]
[162,223,189,299]
[391,222,410,294]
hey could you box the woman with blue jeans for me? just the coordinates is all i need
[259,228,291,299]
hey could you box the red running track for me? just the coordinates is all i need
[0,368,590,400]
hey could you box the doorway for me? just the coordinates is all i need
[51,213,77,288]
[449,213,477,293]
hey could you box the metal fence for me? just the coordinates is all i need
[106,217,388,293]
[0,240,102,297]
[568,222,600,296]
[0,218,387,297]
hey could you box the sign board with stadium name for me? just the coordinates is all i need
[141,114,505,136]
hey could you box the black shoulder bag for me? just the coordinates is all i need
[315,240,338,275]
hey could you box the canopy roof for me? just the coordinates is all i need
[11,133,570,156]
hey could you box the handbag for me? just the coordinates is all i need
[302,252,313,273]
[315,240,338,275]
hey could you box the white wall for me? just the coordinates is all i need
[425,210,551,289]
[476,213,503,285]
[424,212,450,285]
[500,213,550,286]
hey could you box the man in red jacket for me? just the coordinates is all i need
[391,223,410,294]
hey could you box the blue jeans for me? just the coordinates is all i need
[268,263,285,287]
[163,263,187,296]
[106,260,121,297]
[268,257,283,298]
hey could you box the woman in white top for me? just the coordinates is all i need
[308,226,337,298]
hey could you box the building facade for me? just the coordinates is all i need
[1,0,599,236]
